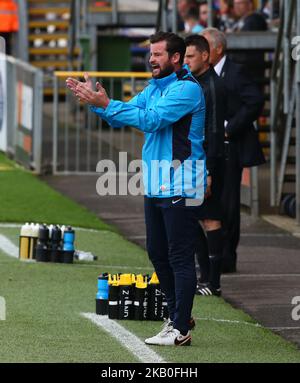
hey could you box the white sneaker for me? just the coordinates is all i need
[145,327,191,346]
[160,318,173,335]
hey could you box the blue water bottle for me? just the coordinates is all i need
[96,273,109,315]
[63,226,75,264]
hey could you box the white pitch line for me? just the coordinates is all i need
[0,234,19,258]
[81,313,166,363]
[0,223,21,228]
[195,317,262,328]
[0,222,106,233]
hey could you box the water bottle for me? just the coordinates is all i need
[108,274,119,319]
[134,275,148,321]
[60,225,66,237]
[62,226,75,264]
[26,223,34,260]
[131,274,136,287]
[148,272,163,321]
[96,273,109,315]
[29,223,39,260]
[19,223,31,260]
[118,274,134,320]
[48,224,54,239]
[50,225,62,263]
[74,250,97,261]
[36,224,50,262]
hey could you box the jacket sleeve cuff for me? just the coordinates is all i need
[90,99,114,116]
[89,105,105,115]
[101,99,116,118]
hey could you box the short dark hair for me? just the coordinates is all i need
[149,31,186,65]
[185,34,210,55]
[186,6,200,20]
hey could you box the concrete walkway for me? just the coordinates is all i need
[42,174,300,348]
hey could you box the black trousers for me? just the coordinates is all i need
[221,142,243,270]
[144,196,198,335]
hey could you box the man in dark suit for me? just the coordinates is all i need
[184,34,226,295]
[202,27,265,272]
[232,0,268,84]
[233,0,268,31]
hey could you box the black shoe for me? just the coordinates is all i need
[196,282,221,297]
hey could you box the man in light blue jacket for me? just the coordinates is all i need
[66,31,206,346]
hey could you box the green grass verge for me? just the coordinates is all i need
[0,227,299,363]
[0,227,152,363]
[1,153,300,363]
[0,152,110,231]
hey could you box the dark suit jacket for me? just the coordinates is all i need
[220,57,265,168]
[195,66,226,174]
[242,12,268,31]
[231,12,268,84]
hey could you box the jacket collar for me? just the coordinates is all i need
[214,55,226,77]
[196,65,214,81]
[149,64,191,90]
[220,56,230,78]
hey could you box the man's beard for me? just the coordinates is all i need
[152,63,175,79]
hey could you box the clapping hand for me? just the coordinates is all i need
[66,72,110,108]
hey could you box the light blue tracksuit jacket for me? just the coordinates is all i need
[91,64,206,201]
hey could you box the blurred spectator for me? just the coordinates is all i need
[261,0,279,19]
[261,0,271,19]
[219,0,236,32]
[177,0,199,32]
[260,0,280,29]
[232,0,267,31]
[199,1,209,27]
[199,0,220,28]
[0,0,19,55]
[231,0,268,85]
[185,7,205,34]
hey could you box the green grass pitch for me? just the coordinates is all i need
[0,152,299,362]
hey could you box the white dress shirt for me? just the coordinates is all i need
[214,55,228,129]
[214,55,226,77]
